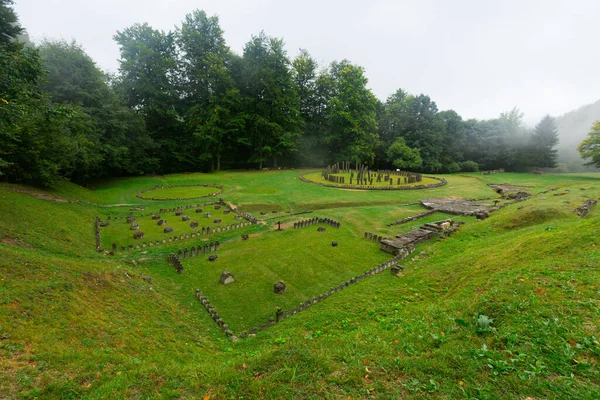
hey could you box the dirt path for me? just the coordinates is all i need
[271,220,296,230]
[5,187,67,203]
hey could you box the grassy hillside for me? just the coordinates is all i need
[1,172,599,399]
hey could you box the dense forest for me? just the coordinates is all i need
[1,1,563,186]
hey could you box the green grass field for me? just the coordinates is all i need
[137,185,221,200]
[1,171,599,399]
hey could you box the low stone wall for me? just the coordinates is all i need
[195,290,237,341]
[387,209,437,226]
[167,253,184,274]
[94,217,101,252]
[293,217,341,229]
[299,172,447,191]
[575,199,598,217]
[480,169,504,175]
[136,183,223,201]
[236,210,259,224]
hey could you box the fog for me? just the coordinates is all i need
[14,0,600,125]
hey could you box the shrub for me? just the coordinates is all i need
[459,160,480,172]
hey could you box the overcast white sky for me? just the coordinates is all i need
[14,0,600,125]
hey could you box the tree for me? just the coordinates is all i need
[386,137,422,170]
[239,32,302,168]
[325,60,379,165]
[0,0,83,186]
[381,92,444,172]
[114,23,185,173]
[38,40,154,179]
[291,49,331,166]
[177,10,243,171]
[578,121,600,168]
[0,0,21,49]
[530,114,559,168]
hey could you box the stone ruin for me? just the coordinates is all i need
[273,281,286,294]
[421,198,491,219]
[380,219,464,256]
[575,199,597,217]
[322,162,423,186]
[220,271,235,285]
[294,217,341,230]
[390,265,404,276]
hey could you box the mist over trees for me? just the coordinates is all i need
[1,2,565,186]
[555,99,600,171]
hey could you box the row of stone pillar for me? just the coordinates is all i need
[176,241,220,260]
[364,232,383,242]
[196,290,237,341]
[294,217,341,229]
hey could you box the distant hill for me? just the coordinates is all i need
[554,99,600,171]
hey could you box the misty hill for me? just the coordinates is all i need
[554,99,600,171]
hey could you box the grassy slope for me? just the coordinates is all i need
[0,172,599,399]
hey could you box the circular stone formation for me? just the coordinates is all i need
[300,162,446,190]
[136,183,223,201]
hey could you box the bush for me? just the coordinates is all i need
[459,160,479,172]
[443,162,460,174]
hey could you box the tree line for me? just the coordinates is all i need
[1,2,561,186]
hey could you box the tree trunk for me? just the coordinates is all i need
[216,154,221,171]
[273,156,278,168]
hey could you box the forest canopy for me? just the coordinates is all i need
[0,2,561,186]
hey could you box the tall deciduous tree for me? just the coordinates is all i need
[291,49,331,166]
[239,32,302,168]
[114,24,185,173]
[0,0,84,186]
[177,10,243,171]
[577,121,600,168]
[39,40,153,179]
[326,60,378,165]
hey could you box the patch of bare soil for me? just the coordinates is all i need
[272,221,296,230]
[1,236,33,249]
[7,187,67,203]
